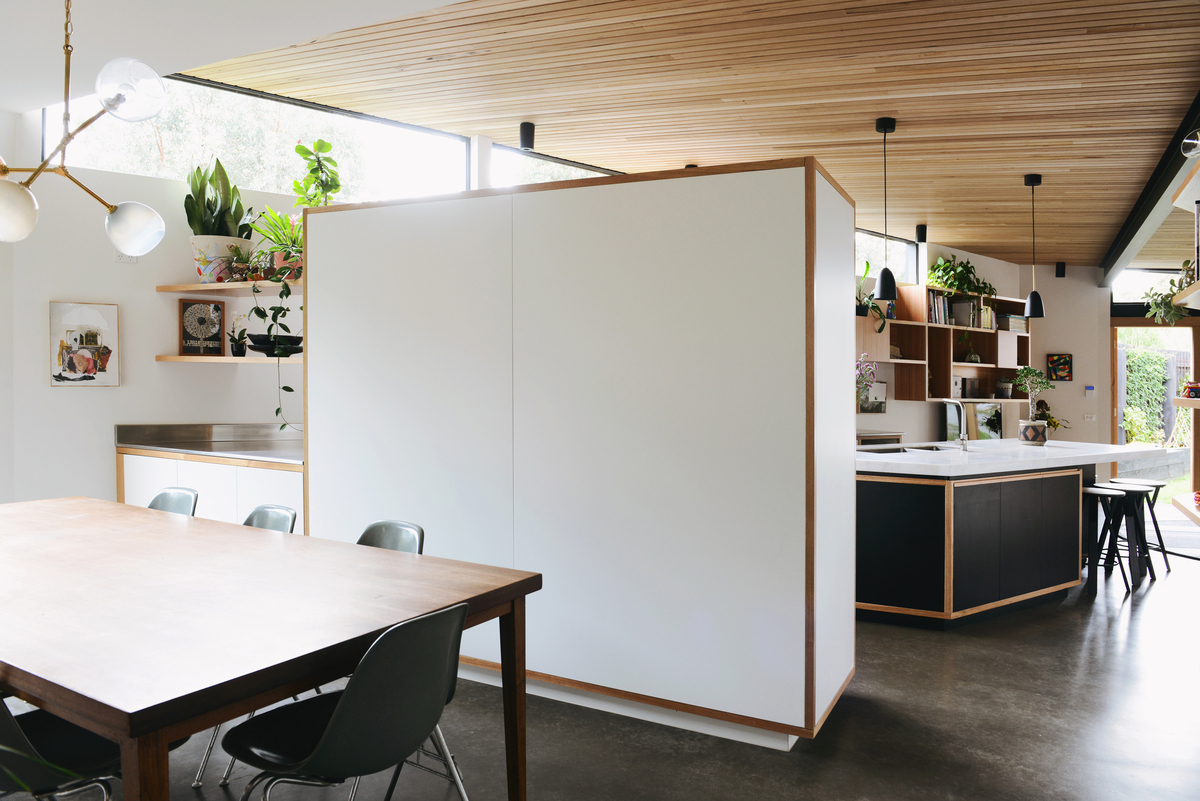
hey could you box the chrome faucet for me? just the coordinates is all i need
[943,399,970,452]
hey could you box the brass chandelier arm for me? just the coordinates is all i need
[21,107,109,188]
[62,0,74,167]
[58,167,118,214]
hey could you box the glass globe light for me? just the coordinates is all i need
[0,179,39,242]
[95,58,167,122]
[106,201,165,256]
[1183,128,1200,159]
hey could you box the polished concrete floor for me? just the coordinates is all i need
[152,550,1200,801]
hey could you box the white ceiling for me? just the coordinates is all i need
[0,0,453,114]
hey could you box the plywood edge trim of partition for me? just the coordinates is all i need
[951,468,1082,488]
[944,478,954,615]
[856,475,948,487]
[115,447,304,473]
[803,158,817,732]
[302,207,310,537]
[459,656,814,739]
[856,602,949,619]
[115,452,125,503]
[949,581,1080,618]
[811,667,856,738]
[306,158,812,216]
[811,159,854,208]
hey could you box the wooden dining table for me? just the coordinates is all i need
[0,497,542,801]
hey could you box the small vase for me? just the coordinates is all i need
[1018,419,1048,446]
[231,342,247,357]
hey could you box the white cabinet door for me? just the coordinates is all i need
[236,467,305,534]
[177,461,239,524]
[120,455,179,507]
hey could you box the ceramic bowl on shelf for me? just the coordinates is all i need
[247,334,303,356]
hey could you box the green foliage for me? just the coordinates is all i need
[1142,259,1193,325]
[293,139,341,208]
[856,261,887,333]
[250,207,304,262]
[1124,347,1168,443]
[1166,403,1192,449]
[183,158,253,238]
[1014,365,1054,420]
[1034,399,1070,431]
[927,254,997,297]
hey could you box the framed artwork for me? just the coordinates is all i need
[859,381,887,414]
[50,302,120,387]
[1047,353,1072,381]
[179,299,226,356]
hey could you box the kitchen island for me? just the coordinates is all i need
[855,439,1163,627]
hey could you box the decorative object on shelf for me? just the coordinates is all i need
[185,158,254,283]
[249,207,304,278]
[0,0,166,254]
[179,300,225,356]
[1014,365,1054,445]
[958,330,982,363]
[248,333,302,356]
[1047,353,1072,381]
[856,262,887,333]
[962,377,981,399]
[885,301,896,319]
[1183,382,1200,399]
[1023,174,1046,319]
[995,380,1013,399]
[1034,399,1071,432]
[49,302,119,387]
[229,314,248,357]
[951,375,963,399]
[928,254,997,297]
[872,118,898,301]
[856,353,877,407]
[1142,259,1194,325]
[860,382,887,414]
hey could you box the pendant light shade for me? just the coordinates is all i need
[106,201,165,256]
[0,179,39,243]
[1023,173,1045,319]
[874,117,898,301]
[95,58,167,122]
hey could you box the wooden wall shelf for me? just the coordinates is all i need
[156,280,304,297]
[156,355,304,364]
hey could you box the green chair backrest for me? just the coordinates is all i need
[147,487,198,516]
[243,504,297,533]
[357,520,424,555]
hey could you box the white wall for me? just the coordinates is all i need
[0,111,16,502]
[1020,263,1112,446]
[9,165,300,502]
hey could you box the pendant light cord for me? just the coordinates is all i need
[883,129,888,274]
[1030,182,1036,291]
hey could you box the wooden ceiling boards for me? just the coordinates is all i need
[184,0,1200,267]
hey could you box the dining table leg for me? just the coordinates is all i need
[499,597,527,801]
[120,731,169,801]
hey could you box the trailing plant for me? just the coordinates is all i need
[293,139,341,208]
[1142,260,1194,325]
[856,353,877,402]
[927,254,997,297]
[856,261,887,333]
[1014,365,1054,421]
[250,207,304,269]
[250,275,303,431]
[184,158,253,238]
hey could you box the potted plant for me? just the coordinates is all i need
[927,254,998,297]
[856,262,887,334]
[184,158,253,283]
[228,314,249,357]
[995,379,1013,399]
[1014,365,1055,445]
[856,353,877,406]
[958,330,981,363]
[293,139,342,209]
[250,207,304,278]
[1142,259,1194,325]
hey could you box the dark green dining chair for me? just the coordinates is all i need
[222,603,468,801]
[146,486,198,516]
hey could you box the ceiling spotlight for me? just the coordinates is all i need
[0,0,167,253]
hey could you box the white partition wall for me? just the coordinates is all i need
[305,159,855,746]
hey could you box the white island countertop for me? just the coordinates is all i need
[855,439,1165,478]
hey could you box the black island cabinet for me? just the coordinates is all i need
[856,469,1082,627]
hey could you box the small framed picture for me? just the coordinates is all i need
[1047,353,1072,381]
[50,302,120,387]
[859,382,887,414]
[179,300,226,356]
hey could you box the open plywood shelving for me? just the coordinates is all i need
[856,284,1032,403]
[155,281,305,363]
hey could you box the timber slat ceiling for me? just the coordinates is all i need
[185,0,1200,266]
[1130,207,1195,270]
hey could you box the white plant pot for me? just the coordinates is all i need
[1018,419,1048,446]
[190,235,249,284]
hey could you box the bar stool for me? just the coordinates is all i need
[1094,481,1156,585]
[1082,485,1129,592]
[1110,477,1171,572]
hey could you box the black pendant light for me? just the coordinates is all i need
[1024,173,1045,319]
[874,117,898,301]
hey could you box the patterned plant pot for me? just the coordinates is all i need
[190,235,249,284]
[1018,419,1048,446]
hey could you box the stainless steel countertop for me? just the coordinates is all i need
[115,424,303,466]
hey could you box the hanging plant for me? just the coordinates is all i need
[927,254,997,297]
[1142,260,1194,325]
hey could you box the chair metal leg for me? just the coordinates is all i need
[237,772,270,801]
[193,723,222,787]
[220,710,255,786]
[345,776,360,801]
[37,777,115,801]
[259,774,341,801]
[431,724,469,801]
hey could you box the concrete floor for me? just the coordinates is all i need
[157,551,1200,801]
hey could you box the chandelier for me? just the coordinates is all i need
[0,0,167,255]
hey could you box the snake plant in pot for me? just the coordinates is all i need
[184,158,253,283]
